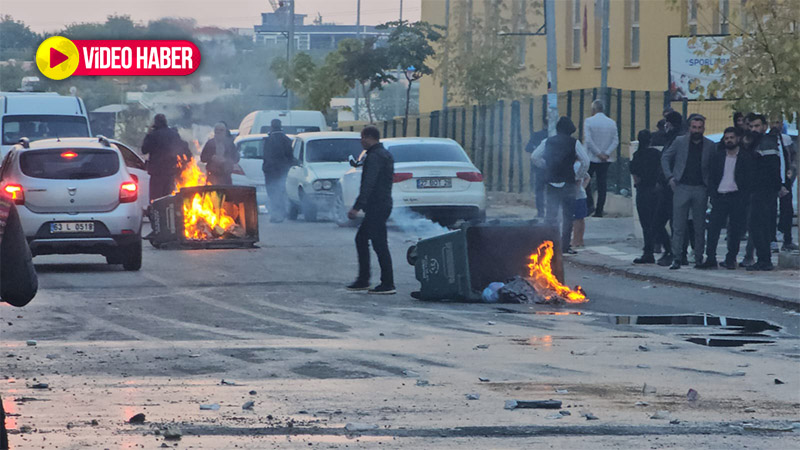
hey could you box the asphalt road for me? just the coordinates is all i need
[2,214,799,449]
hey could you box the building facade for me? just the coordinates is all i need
[253,10,386,51]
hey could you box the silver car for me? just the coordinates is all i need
[0,136,144,270]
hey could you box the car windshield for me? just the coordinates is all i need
[387,142,470,163]
[2,115,90,145]
[20,149,120,180]
[305,139,363,163]
[259,125,321,134]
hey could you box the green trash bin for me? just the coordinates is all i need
[410,223,564,301]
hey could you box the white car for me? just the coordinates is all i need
[286,132,363,221]
[234,133,295,211]
[336,138,487,227]
[107,138,150,215]
[0,136,144,270]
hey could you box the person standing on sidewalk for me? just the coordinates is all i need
[630,130,671,264]
[262,119,294,223]
[769,115,798,251]
[532,117,590,254]
[661,115,715,270]
[524,121,549,218]
[583,100,619,217]
[347,126,395,295]
[746,114,782,271]
[700,128,751,270]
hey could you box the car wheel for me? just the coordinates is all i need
[288,202,299,221]
[300,190,317,222]
[333,188,357,228]
[121,238,143,271]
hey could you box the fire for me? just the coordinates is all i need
[527,241,587,303]
[172,153,238,240]
[173,154,206,194]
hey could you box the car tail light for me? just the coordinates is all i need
[60,151,78,159]
[2,183,24,205]
[457,172,484,182]
[119,181,138,203]
[232,164,246,176]
[393,172,413,183]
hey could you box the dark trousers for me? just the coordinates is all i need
[149,174,175,202]
[637,185,671,256]
[671,184,707,264]
[531,164,547,217]
[356,208,393,286]
[264,173,288,221]
[546,184,576,252]
[779,189,794,244]
[654,184,674,256]
[586,162,610,215]
[706,192,747,263]
[749,191,779,264]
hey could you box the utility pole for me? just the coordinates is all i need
[600,0,610,110]
[354,0,361,121]
[396,0,406,119]
[441,0,450,113]
[545,0,558,137]
[287,0,295,110]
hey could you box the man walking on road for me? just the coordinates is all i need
[141,114,190,201]
[347,126,395,295]
[532,117,590,254]
[584,99,619,217]
[662,115,715,270]
[700,127,751,270]
[746,115,782,271]
[200,122,239,186]
[262,119,294,223]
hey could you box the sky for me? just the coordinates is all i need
[1,0,422,33]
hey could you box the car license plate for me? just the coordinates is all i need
[50,222,94,233]
[417,178,452,189]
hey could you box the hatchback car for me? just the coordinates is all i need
[0,136,144,270]
[336,138,487,227]
[286,132,363,221]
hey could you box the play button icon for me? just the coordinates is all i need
[49,47,69,68]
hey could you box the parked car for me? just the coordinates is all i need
[234,133,297,212]
[0,136,144,270]
[336,138,487,227]
[237,110,328,137]
[286,132,363,221]
[1,92,92,160]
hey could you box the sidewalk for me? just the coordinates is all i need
[487,201,800,308]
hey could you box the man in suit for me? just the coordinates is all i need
[583,100,619,217]
[661,115,716,269]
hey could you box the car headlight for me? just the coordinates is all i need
[322,180,333,190]
[312,180,323,190]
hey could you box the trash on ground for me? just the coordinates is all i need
[642,383,657,395]
[670,419,681,425]
[416,380,430,387]
[402,370,420,378]
[345,422,378,432]
[30,383,49,389]
[637,364,651,369]
[220,379,238,386]
[504,399,562,410]
[479,377,490,382]
[200,404,220,411]
[774,378,785,385]
[466,393,480,400]
[581,411,599,420]
[635,401,649,407]
[128,413,146,424]
[570,348,597,356]
[474,344,489,350]
[249,390,257,395]
[163,425,182,440]
[26,340,37,346]
[559,410,571,416]
[242,401,255,410]
[638,345,650,352]
[481,282,505,303]
[545,413,563,419]
[555,389,569,394]
[687,388,699,402]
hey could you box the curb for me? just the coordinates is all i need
[566,256,800,312]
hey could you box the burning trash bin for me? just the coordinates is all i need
[149,185,259,249]
[407,223,586,303]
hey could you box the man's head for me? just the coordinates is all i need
[637,129,652,149]
[663,107,675,119]
[748,114,767,135]
[213,122,228,138]
[722,127,740,150]
[153,113,167,129]
[769,115,784,134]
[688,115,706,140]
[556,116,577,136]
[271,119,282,132]
[733,112,746,130]
[664,111,682,132]
[361,125,380,149]
[591,99,604,115]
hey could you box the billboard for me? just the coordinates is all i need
[668,36,734,101]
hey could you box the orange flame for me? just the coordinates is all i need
[528,241,587,303]
[173,154,207,194]
[171,153,237,240]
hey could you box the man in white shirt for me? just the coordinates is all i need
[583,100,619,217]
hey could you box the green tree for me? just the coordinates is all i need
[0,61,28,91]
[378,20,442,135]
[336,37,396,123]
[271,52,350,114]
[0,15,40,60]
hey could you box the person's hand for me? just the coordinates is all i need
[347,208,359,220]
[212,155,225,165]
[787,169,793,179]
[779,186,789,198]
[599,154,609,162]
[669,178,677,190]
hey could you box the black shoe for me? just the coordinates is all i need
[740,257,755,268]
[782,243,799,251]
[654,244,663,254]
[592,212,604,218]
[720,259,737,270]
[368,284,396,295]
[657,254,673,266]
[669,261,681,270]
[565,248,578,255]
[696,259,718,269]
[634,254,655,264]
[346,280,371,291]
[759,262,775,271]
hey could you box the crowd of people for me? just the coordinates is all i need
[530,102,797,272]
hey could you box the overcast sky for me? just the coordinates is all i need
[2,0,422,33]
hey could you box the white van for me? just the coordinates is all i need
[238,110,327,137]
[1,92,92,160]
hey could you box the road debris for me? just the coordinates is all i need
[744,408,756,413]
[345,422,378,432]
[670,419,681,425]
[242,401,255,410]
[651,410,671,420]
[642,383,657,395]
[555,389,569,394]
[635,401,649,407]
[474,344,490,350]
[402,370,420,378]
[687,388,700,402]
[163,425,182,440]
[638,345,650,352]
[26,340,37,346]
[249,390,257,395]
[504,399,562,410]
[128,413,146,424]
[220,379,238,386]
[637,364,651,369]
[478,377,490,382]
[465,393,480,400]
[200,404,220,410]
[415,380,430,387]
[581,411,599,420]
[559,410,571,416]
[30,383,49,389]
[774,378,785,385]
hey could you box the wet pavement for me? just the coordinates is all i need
[2,214,799,449]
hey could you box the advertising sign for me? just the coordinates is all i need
[668,36,735,101]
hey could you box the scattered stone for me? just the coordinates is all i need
[379,333,385,336]
[242,401,255,410]
[774,378,785,385]
[650,410,671,420]
[163,425,182,440]
[738,364,750,368]
[555,389,569,394]
[402,370,420,378]
[582,412,599,421]
[743,424,794,432]
[66,422,74,429]
[570,348,597,356]
[200,404,220,411]
[687,389,699,402]
[670,419,681,425]
[744,408,756,413]
[90,419,99,426]
[249,390,257,395]
[45,354,59,360]
[504,400,562,410]
[415,380,429,387]
[220,379,237,386]
[345,422,378,432]
[487,321,496,325]
[559,410,571,416]
[478,377,490,382]
[161,444,170,448]
[642,383,657,395]
[30,383,49,389]
[637,364,651,369]
[638,345,650,352]
[128,413,146,424]
[465,393,480,400]
[475,344,490,350]
[188,354,201,358]
[545,413,563,419]
[18,425,32,433]
[26,340,37,346]
[635,401,649,407]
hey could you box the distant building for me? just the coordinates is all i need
[254,9,387,51]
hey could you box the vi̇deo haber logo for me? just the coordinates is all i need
[36,36,201,80]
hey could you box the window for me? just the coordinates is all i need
[20,149,120,180]
[386,143,470,163]
[630,0,640,64]
[1,115,90,145]
[572,0,582,66]
[688,0,698,35]
[720,0,730,34]
[304,139,363,163]
[114,143,146,171]
[238,140,263,159]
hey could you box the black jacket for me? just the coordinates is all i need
[262,131,294,179]
[354,143,394,213]
[141,125,189,176]
[543,117,578,184]
[630,146,665,189]
[200,136,239,185]
[749,133,782,193]
[707,147,751,197]
[0,199,37,307]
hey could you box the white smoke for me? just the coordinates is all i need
[390,208,452,240]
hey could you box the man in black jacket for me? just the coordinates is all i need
[141,114,190,201]
[700,127,751,269]
[262,119,294,223]
[651,111,684,266]
[200,122,239,186]
[524,120,549,217]
[630,130,671,264]
[347,126,395,294]
[746,115,782,271]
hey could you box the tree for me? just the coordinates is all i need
[336,37,396,123]
[378,20,442,135]
[0,15,40,60]
[270,52,350,114]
